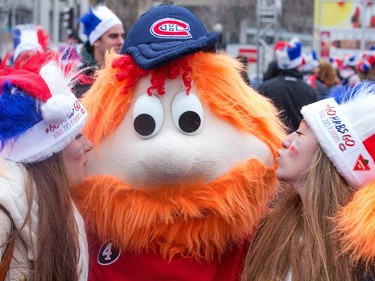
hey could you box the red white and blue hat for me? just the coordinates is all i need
[357,54,375,74]
[329,56,343,70]
[301,82,375,187]
[80,4,122,46]
[0,54,87,163]
[120,4,218,70]
[12,24,49,61]
[275,37,303,70]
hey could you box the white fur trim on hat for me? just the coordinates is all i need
[301,98,375,187]
[1,99,87,163]
[89,6,122,45]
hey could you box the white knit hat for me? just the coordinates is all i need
[80,4,122,45]
[301,83,375,187]
[0,55,87,163]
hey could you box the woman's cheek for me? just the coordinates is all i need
[289,140,302,155]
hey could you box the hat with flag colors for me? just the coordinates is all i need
[357,54,375,74]
[0,52,87,163]
[275,37,303,69]
[301,82,375,188]
[12,24,49,62]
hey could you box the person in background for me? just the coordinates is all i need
[1,24,49,67]
[300,50,328,99]
[262,42,288,82]
[257,38,317,133]
[299,50,319,78]
[305,59,341,100]
[236,54,251,86]
[80,4,124,71]
[242,81,375,281]
[339,54,361,86]
[76,3,125,97]
[0,51,92,280]
[262,60,279,82]
[315,60,341,99]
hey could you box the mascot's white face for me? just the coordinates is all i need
[87,75,273,189]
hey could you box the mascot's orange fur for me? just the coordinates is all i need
[73,51,284,281]
[73,5,285,281]
[335,181,375,265]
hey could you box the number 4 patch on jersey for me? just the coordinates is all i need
[97,240,121,265]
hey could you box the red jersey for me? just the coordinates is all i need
[87,233,249,281]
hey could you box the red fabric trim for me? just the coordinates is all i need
[363,134,375,163]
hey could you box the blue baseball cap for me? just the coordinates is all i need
[121,4,218,69]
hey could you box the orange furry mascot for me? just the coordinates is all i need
[74,4,284,281]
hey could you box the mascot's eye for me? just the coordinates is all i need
[171,91,204,135]
[132,93,164,139]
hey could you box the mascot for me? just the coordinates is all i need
[74,4,285,281]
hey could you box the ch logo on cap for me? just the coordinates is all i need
[150,18,192,39]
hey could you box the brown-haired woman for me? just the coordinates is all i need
[242,82,375,281]
[0,52,92,281]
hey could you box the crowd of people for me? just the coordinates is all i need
[0,2,374,281]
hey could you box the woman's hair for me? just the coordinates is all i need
[242,146,357,281]
[24,153,79,281]
[318,61,340,87]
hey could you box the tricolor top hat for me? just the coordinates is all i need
[301,82,375,187]
[0,52,87,163]
[121,4,218,70]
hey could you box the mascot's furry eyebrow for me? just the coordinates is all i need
[112,55,192,96]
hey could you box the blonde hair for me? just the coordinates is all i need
[242,146,357,281]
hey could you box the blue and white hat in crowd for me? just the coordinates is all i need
[299,50,319,73]
[342,54,358,67]
[12,24,49,61]
[121,4,218,70]
[275,37,303,70]
[80,4,122,46]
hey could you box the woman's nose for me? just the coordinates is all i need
[82,135,93,152]
[280,133,295,149]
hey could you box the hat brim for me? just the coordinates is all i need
[125,32,218,70]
